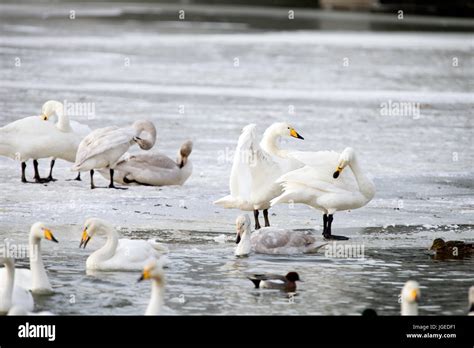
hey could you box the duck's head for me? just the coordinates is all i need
[178,140,193,168]
[30,222,58,243]
[285,272,302,282]
[138,259,165,284]
[333,147,355,179]
[40,100,63,121]
[235,214,251,244]
[401,280,420,304]
[430,238,446,251]
[80,218,112,249]
[268,122,304,140]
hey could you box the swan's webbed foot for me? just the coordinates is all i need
[46,175,57,182]
[322,214,349,240]
[323,234,349,241]
[108,183,128,190]
[34,176,50,184]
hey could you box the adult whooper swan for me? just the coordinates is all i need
[235,214,327,257]
[39,100,92,181]
[0,257,34,314]
[271,147,375,240]
[72,120,156,189]
[138,259,165,315]
[214,123,304,230]
[99,140,193,186]
[0,222,59,294]
[401,280,420,315]
[79,218,168,271]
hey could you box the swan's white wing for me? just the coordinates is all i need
[74,126,133,167]
[287,151,359,192]
[69,120,92,137]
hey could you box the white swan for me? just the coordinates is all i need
[79,218,168,271]
[7,305,54,316]
[72,120,156,189]
[214,123,304,229]
[235,214,327,257]
[0,222,58,294]
[0,100,90,183]
[99,140,193,186]
[138,259,165,315]
[271,147,375,240]
[0,257,34,314]
[401,280,420,315]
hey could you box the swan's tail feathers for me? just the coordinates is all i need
[270,190,297,207]
[304,243,328,254]
[147,239,169,254]
[214,195,238,208]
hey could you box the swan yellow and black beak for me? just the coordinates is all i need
[138,269,151,282]
[79,230,91,249]
[44,229,59,243]
[40,113,48,121]
[290,128,304,140]
[409,289,420,302]
[333,166,344,179]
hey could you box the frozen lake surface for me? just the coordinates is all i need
[0,2,473,315]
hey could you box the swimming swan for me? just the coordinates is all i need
[271,147,375,240]
[138,259,165,315]
[0,222,58,294]
[235,214,327,256]
[401,280,420,315]
[0,257,34,314]
[79,218,168,271]
[214,123,304,229]
[99,140,193,186]
[72,120,156,189]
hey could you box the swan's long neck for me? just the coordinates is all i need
[88,228,119,265]
[260,129,288,158]
[29,236,52,292]
[235,227,252,256]
[0,259,14,313]
[401,300,418,315]
[55,106,72,132]
[145,280,164,315]
[348,157,375,201]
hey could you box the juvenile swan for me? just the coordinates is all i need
[72,120,156,189]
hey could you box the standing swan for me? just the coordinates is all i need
[0,257,34,314]
[0,222,59,294]
[72,120,156,189]
[271,147,375,240]
[214,123,304,230]
[401,280,420,315]
[138,259,165,315]
[99,140,193,186]
[79,218,168,271]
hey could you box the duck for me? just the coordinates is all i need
[99,140,193,186]
[214,123,304,230]
[271,147,375,240]
[401,280,420,315]
[137,259,165,315]
[72,120,156,189]
[0,222,58,294]
[429,238,474,259]
[0,257,34,314]
[235,214,327,256]
[247,272,301,292]
[79,218,168,271]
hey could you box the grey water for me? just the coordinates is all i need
[0,2,473,315]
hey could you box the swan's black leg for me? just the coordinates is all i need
[323,214,328,235]
[46,159,57,182]
[33,160,48,183]
[254,210,261,230]
[323,214,349,240]
[90,170,96,189]
[263,209,270,227]
[108,169,127,190]
[21,162,27,183]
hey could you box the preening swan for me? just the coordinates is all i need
[247,272,301,292]
[0,257,34,314]
[138,259,165,315]
[235,214,327,257]
[99,140,193,186]
[0,222,58,294]
[271,147,375,240]
[401,280,420,315]
[79,218,168,271]
[214,123,304,230]
[72,120,157,189]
